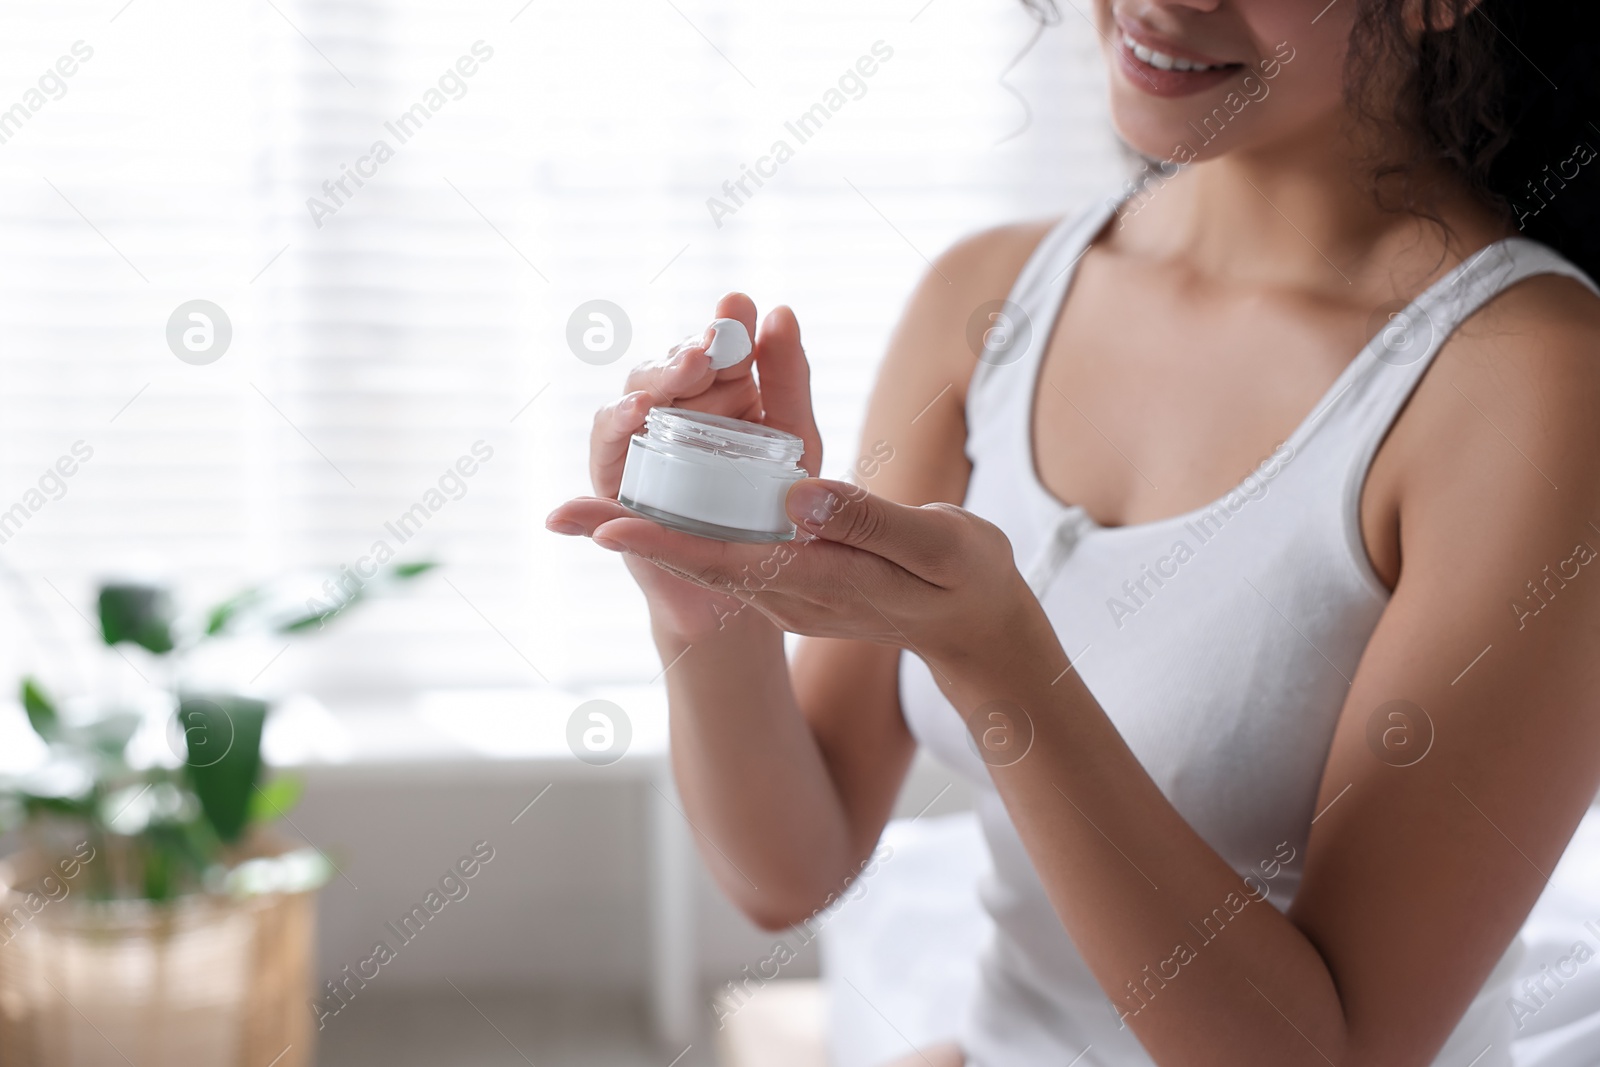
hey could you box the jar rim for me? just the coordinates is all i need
[645,407,804,464]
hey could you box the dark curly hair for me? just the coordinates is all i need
[1022,0,1600,280]
[1348,0,1599,279]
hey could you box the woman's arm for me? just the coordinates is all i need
[914,273,1600,1065]
[771,222,1054,912]
[554,223,1051,928]
[575,269,1600,1062]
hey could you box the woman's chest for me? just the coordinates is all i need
[903,460,1389,865]
[1029,257,1372,531]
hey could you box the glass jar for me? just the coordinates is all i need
[618,407,807,542]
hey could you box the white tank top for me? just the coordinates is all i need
[897,193,1600,1067]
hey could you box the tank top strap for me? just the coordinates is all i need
[963,193,1123,471]
[963,192,1126,540]
[1306,237,1600,489]
[963,200,1599,552]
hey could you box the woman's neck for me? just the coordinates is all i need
[1115,124,1507,300]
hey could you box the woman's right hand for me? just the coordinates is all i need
[548,292,823,638]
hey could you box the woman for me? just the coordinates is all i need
[548,0,1600,1063]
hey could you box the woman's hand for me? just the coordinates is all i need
[547,292,824,639]
[550,474,1046,670]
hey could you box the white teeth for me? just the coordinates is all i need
[1122,32,1219,72]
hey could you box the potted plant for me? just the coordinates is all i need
[0,563,434,1066]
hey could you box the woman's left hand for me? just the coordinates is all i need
[546,478,1040,667]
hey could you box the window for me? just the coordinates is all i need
[0,0,1122,701]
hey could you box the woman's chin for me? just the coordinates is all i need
[1105,91,1258,170]
[1107,112,1204,167]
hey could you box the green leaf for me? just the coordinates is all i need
[21,677,59,740]
[203,586,264,637]
[137,820,210,901]
[275,593,359,634]
[98,583,176,654]
[20,791,95,820]
[268,560,436,635]
[141,826,178,901]
[248,773,304,824]
[178,693,268,844]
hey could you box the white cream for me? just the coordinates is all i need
[705,318,753,370]
[618,407,806,542]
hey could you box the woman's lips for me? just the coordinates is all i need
[1113,30,1245,98]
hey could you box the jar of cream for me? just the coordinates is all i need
[618,407,807,542]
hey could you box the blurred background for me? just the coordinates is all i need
[5,4,1600,1067]
[0,2,1124,1064]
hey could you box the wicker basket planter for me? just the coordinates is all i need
[0,571,427,1066]
[0,840,320,1067]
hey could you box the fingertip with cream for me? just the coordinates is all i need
[705,318,753,370]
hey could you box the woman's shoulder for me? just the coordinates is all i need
[854,218,1062,507]
[1441,259,1600,399]
[933,196,1124,306]
[887,218,1058,389]
[934,218,1062,288]
[1387,253,1600,547]
[889,217,1061,389]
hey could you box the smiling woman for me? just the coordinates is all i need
[549,0,1600,1064]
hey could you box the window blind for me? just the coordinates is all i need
[0,0,1122,701]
